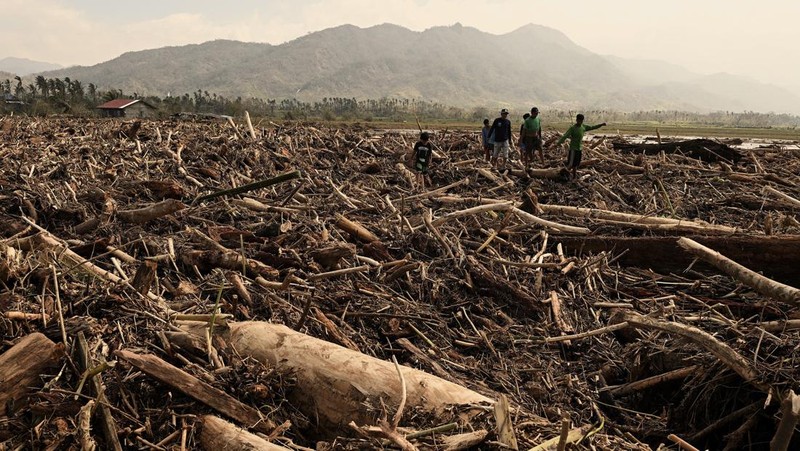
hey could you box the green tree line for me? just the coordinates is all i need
[2,76,799,129]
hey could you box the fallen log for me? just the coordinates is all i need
[430,201,513,227]
[442,430,489,450]
[603,365,700,398]
[199,415,290,451]
[553,235,800,286]
[613,138,743,163]
[14,227,170,306]
[183,321,493,429]
[115,349,277,433]
[193,170,301,204]
[514,167,569,181]
[181,249,280,279]
[615,311,768,392]
[336,214,381,243]
[511,207,590,235]
[677,237,800,307]
[117,199,186,224]
[539,204,738,235]
[0,333,64,415]
[763,186,800,208]
[466,256,542,313]
[720,194,800,212]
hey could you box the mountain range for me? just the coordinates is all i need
[0,57,62,76]
[6,23,800,114]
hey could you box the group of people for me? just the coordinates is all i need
[409,109,606,190]
[482,108,606,179]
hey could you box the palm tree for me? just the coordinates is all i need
[87,83,97,103]
[53,78,66,98]
[14,76,24,97]
[68,80,84,102]
[36,76,49,98]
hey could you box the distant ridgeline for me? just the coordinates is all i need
[1,76,799,128]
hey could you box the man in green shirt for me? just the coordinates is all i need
[556,114,606,180]
[521,107,543,168]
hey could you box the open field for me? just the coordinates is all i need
[352,119,800,141]
[1,116,799,450]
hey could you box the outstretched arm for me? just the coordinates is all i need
[585,123,607,131]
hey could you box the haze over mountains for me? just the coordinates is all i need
[5,23,800,114]
[0,57,62,76]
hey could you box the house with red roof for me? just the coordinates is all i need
[96,99,157,118]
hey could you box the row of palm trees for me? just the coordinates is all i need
[3,76,101,104]
[1,76,798,128]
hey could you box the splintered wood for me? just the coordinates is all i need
[1,116,799,450]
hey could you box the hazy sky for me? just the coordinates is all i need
[5,0,799,88]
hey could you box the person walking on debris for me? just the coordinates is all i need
[488,108,513,171]
[518,113,530,165]
[481,118,494,162]
[522,107,544,168]
[556,113,606,180]
[411,131,433,191]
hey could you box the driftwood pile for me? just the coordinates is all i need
[1,115,800,450]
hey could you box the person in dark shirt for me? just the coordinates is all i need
[411,131,433,191]
[487,108,513,171]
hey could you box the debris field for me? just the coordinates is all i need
[1,116,800,450]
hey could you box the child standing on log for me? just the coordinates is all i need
[556,113,606,180]
[481,118,494,162]
[412,131,433,191]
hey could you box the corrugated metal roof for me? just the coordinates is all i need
[96,99,140,109]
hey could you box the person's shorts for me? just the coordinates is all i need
[415,160,429,174]
[524,136,542,151]
[566,149,582,169]
[493,140,510,159]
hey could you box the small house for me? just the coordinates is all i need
[97,99,157,118]
[3,93,26,112]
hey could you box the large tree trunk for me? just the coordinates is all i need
[185,321,493,430]
[553,235,800,286]
[613,138,743,163]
